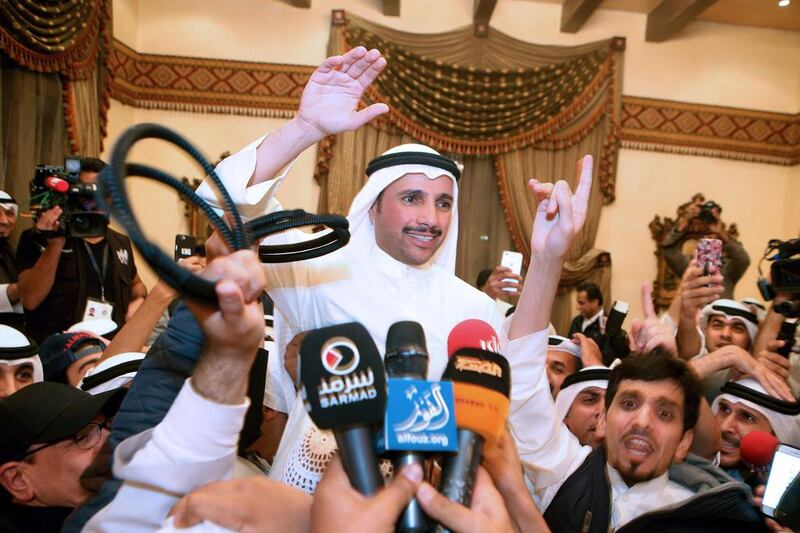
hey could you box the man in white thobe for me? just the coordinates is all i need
[196,46,595,491]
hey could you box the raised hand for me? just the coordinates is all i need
[756,339,792,381]
[529,155,593,261]
[679,259,723,318]
[296,46,390,142]
[630,281,677,355]
[185,250,267,358]
[572,332,604,367]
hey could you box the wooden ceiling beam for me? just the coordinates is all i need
[473,0,498,36]
[646,0,718,42]
[287,0,311,7]
[560,0,603,33]
[383,0,400,17]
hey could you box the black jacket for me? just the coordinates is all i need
[16,229,137,344]
[543,445,768,533]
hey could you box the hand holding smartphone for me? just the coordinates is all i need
[696,238,723,276]
[762,443,800,526]
[500,251,523,293]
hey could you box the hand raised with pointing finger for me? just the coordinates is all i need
[630,281,677,355]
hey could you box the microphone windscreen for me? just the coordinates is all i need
[45,176,69,193]
[443,348,511,443]
[740,430,779,467]
[386,321,426,351]
[299,322,386,430]
[385,321,428,379]
[447,319,500,357]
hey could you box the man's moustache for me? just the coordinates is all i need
[404,226,442,236]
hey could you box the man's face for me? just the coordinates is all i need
[369,173,454,266]
[715,398,773,468]
[546,350,579,397]
[704,315,751,352]
[78,171,98,185]
[605,379,693,486]
[3,420,109,508]
[65,351,102,387]
[564,386,606,449]
[576,291,601,319]
[0,363,35,400]
[0,206,16,238]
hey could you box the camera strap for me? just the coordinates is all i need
[82,240,109,301]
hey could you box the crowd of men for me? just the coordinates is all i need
[0,45,798,533]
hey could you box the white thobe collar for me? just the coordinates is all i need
[582,309,603,331]
[606,462,670,530]
[367,239,435,281]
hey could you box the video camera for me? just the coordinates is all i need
[30,157,108,238]
[758,238,800,318]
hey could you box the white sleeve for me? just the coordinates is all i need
[195,133,320,333]
[0,284,16,313]
[501,325,587,508]
[196,134,293,222]
[84,379,249,532]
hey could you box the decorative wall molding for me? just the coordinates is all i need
[620,96,799,166]
[107,39,313,118]
[107,39,799,166]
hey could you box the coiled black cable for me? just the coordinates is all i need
[101,123,350,305]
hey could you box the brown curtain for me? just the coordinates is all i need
[316,13,623,332]
[0,56,68,241]
[455,155,513,289]
[0,0,111,220]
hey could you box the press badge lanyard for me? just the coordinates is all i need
[83,241,109,301]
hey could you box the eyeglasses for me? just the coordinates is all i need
[22,419,110,459]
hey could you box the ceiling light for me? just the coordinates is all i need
[778,0,790,7]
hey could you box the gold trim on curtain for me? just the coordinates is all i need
[0,0,105,79]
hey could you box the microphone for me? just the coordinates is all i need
[385,321,432,533]
[438,320,511,518]
[299,322,387,496]
[447,318,500,355]
[741,431,779,468]
[740,430,779,487]
[45,176,70,193]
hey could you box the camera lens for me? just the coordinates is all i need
[72,215,91,232]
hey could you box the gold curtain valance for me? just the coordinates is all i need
[342,14,621,167]
[0,0,109,79]
[349,24,609,140]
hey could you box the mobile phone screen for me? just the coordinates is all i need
[762,444,800,516]
[696,238,723,276]
[500,251,523,293]
[174,234,197,261]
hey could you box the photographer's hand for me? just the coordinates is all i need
[35,206,64,238]
[18,207,67,310]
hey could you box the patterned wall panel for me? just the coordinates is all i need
[621,96,799,166]
[106,39,799,166]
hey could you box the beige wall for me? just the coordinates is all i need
[106,0,800,317]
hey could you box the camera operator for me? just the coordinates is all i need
[0,191,23,331]
[661,198,750,299]
[15,160,146,345]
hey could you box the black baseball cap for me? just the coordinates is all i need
[0,382,125,464]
